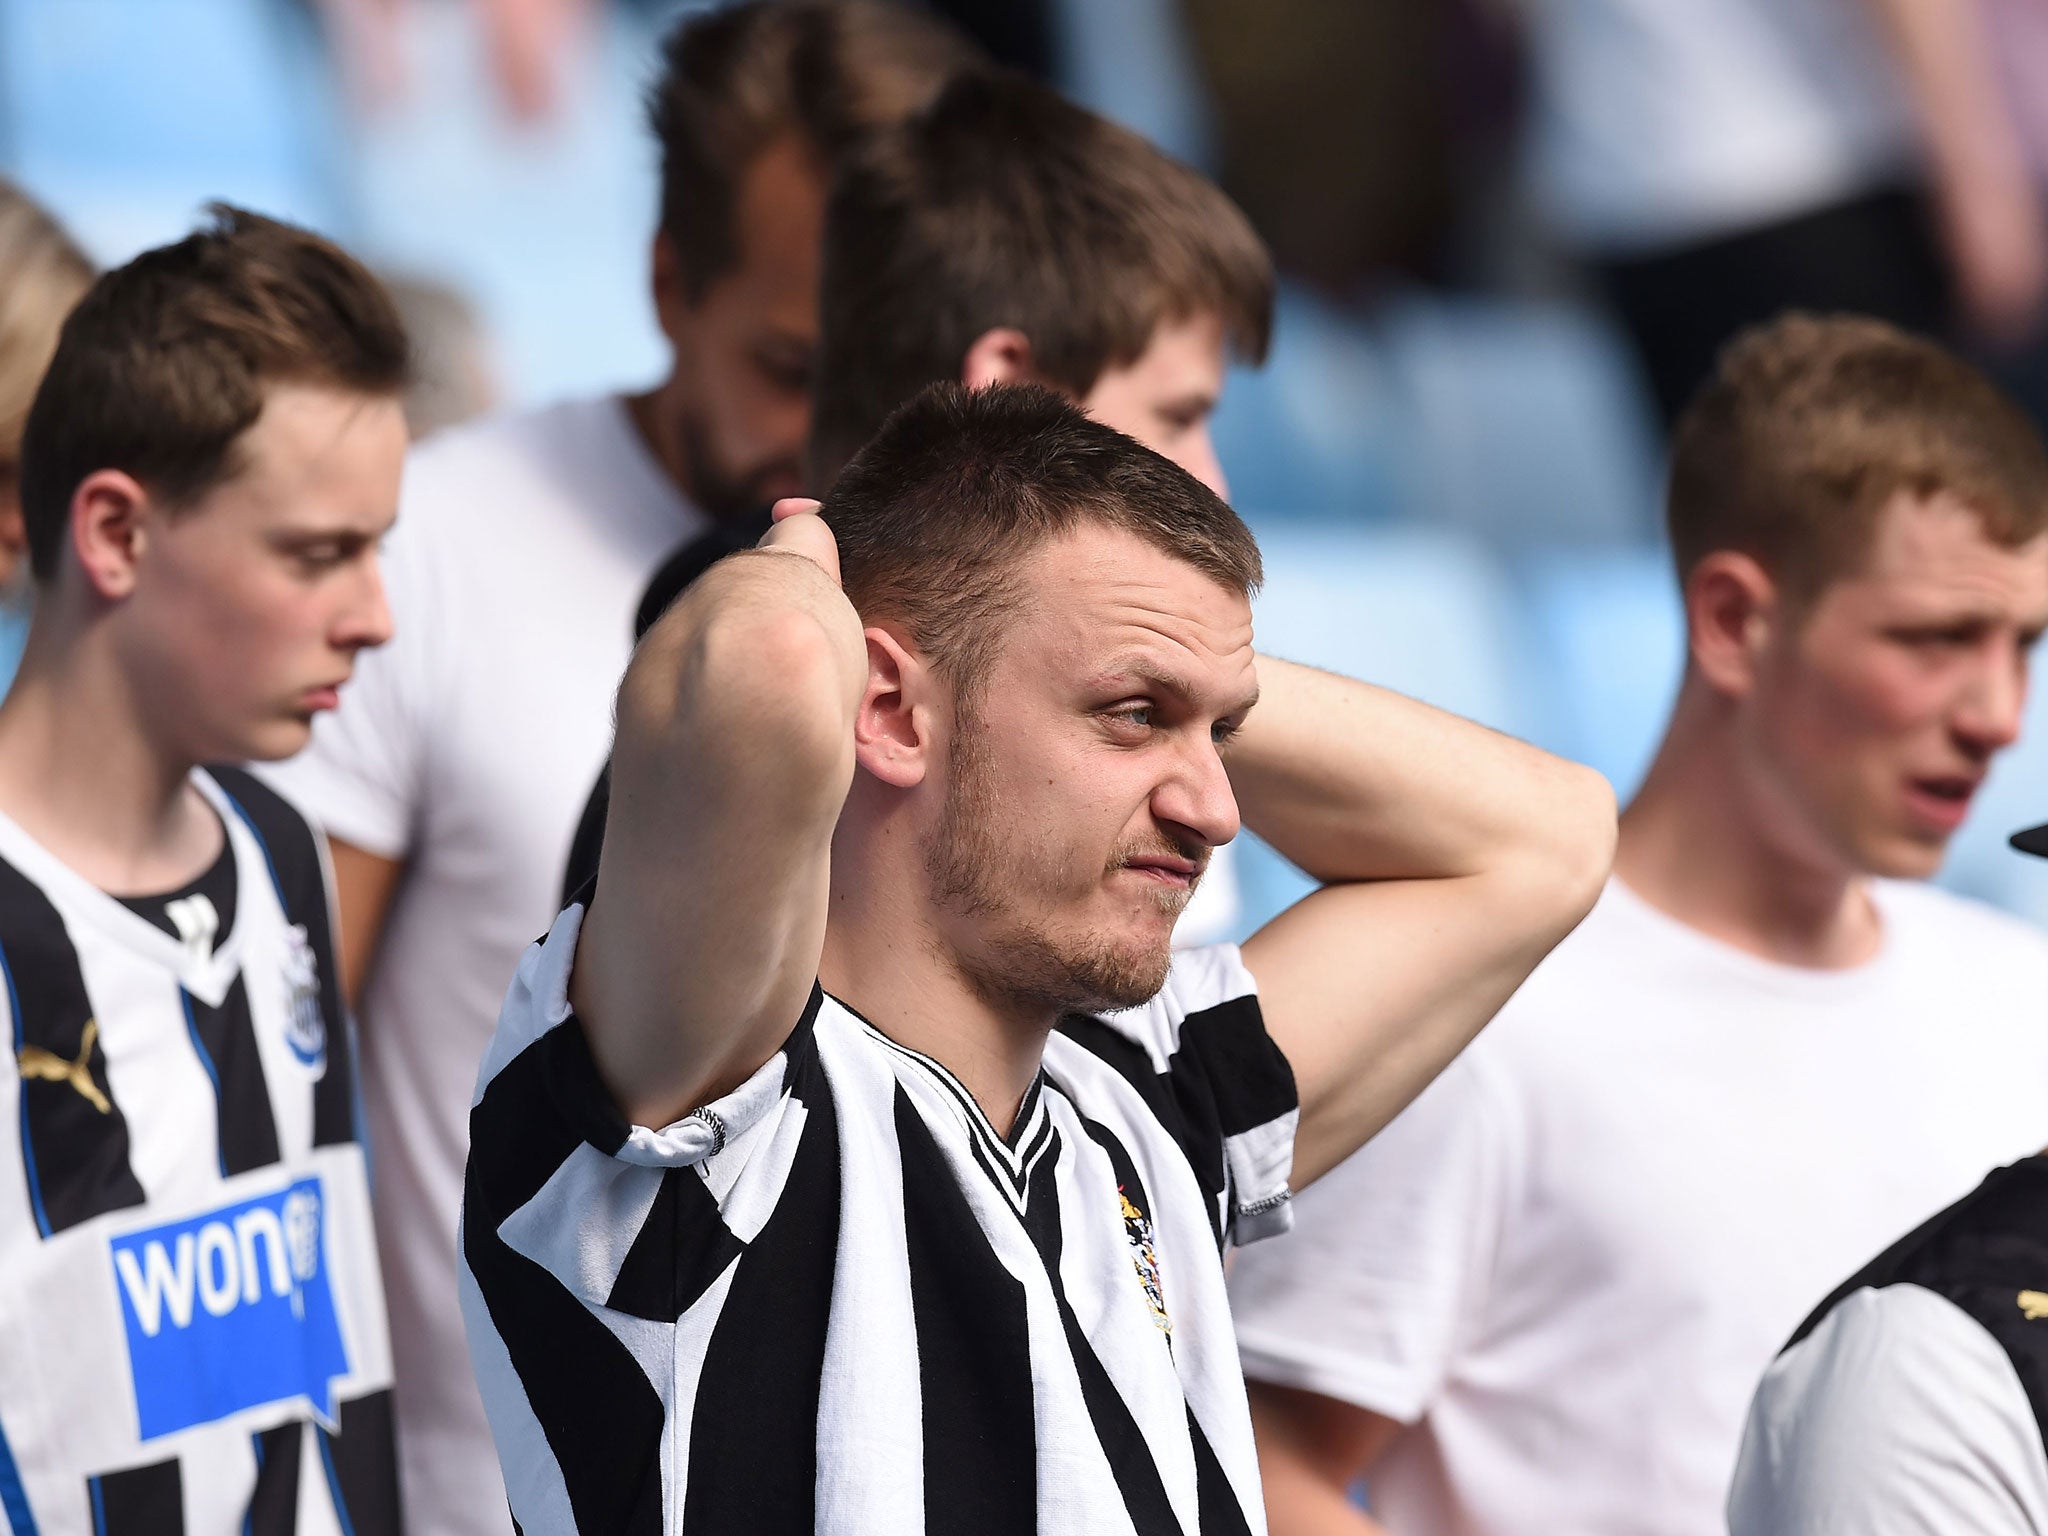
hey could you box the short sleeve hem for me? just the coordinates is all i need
[1235,1334,1433,1425]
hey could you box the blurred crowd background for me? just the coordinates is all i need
[7,0,2048,929]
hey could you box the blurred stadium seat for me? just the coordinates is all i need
[1229,523,1538,935]
[1514,542,1684,801]
[0,0,350,260]
[1376,294,1665,547]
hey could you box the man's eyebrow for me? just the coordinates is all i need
[1095,657,1259,716]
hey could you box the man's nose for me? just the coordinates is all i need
[339,561,395,652]
[1154,735,1240,850]
[1955,646,2029,754]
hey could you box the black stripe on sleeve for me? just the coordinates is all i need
[466,1033,666,1536]
[682,1052,840,1536]
[1057,996,1297,1253]
[209,767,359,1151]
[605,1165,745,1322]
[895,1086,1036,1536]
[247,1421,303,1536]
[89,1457,182,1536]
[1174,997,1298,1140]
[182,978,282,1177]
[0,857,146,1238]
[318,1389,403,1536]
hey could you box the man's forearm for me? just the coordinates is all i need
[1227,655,1608,891]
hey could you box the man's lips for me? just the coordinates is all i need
[1904,773,1982,831]
[1121,855,1204,889]
[300,680,348,712]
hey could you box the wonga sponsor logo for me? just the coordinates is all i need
[109,1178,349,1440]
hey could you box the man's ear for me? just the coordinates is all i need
[1685,550,1779,699]
[961,327,1037,391]
[855,626,934,789]
[70,470,152,602]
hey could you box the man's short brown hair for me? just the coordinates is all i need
[1667,313,2048,601]
[649,0,979,302]
[809,70,1275,485]
[19,204,410,582]
[0,181,93,495]
[825,381,1262,695]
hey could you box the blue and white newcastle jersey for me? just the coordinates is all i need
[0,768,398,1535]
[462,902,1301,1534]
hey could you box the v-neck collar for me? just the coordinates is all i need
[0,770,254,1007]
[850,1011,1057,1207]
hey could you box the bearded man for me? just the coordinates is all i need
[459,382,1615,1534]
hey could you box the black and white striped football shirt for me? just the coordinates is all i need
[461,901,1299,1534]
[0,768,399,1536]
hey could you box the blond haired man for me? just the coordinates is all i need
[1234,314,2048,1536]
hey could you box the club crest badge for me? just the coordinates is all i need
[1120,1187,1172,1336]
[281,924,326,1077]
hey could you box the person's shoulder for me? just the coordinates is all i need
[398,396,614,528]
[203,766,327,902]
[1878,879,2048,968]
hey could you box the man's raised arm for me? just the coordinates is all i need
[1235,656,1616,1187]
[571,504,867,1129]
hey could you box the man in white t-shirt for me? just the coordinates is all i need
[257,6,978,1530]
[1229,312,2048,1536]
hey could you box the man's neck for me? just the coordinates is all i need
[0,624,217,894]
[817,887,1052,1142]
[1616,701,1882,970]
[625,380,697,508]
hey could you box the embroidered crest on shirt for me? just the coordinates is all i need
[1121,1187,1172,1335]
[281,924,327,1076]
[2020,1289,2048,1321]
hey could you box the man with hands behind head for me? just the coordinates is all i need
[460,383,1614,1534]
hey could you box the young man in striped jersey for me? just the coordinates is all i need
[0,207,409,1534]
[460,380,1616,1532]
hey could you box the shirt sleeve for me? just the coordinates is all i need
[1728,1284,2048,1536]
[254,496,437,859]
[465,903,818,1315]
[1057,943,1299,1249]
[1226,1047,1507,1425]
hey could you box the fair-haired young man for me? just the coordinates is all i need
[1231,313,2048,1536]
[460,383,1615,1533]
[0,206,408,1535]
[259,5,979,1527]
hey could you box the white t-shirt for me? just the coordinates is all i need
[260,395,701,1536]
[1228,877,2048,1536]
[1729,1283,2048,1536]
[1517,0,1918,251]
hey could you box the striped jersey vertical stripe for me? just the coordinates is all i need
[0,769,399,1535]
[461,902,1299,1533]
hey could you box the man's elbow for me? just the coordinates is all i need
[1523,760,1617,928]
[617,602,857,805]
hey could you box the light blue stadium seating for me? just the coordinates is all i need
[0,0,349,260]
[1514,543,1683,801]
[1228,523,1537,936]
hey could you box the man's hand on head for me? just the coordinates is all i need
[759,497,841,586]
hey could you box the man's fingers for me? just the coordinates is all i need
[770,497,823,525]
